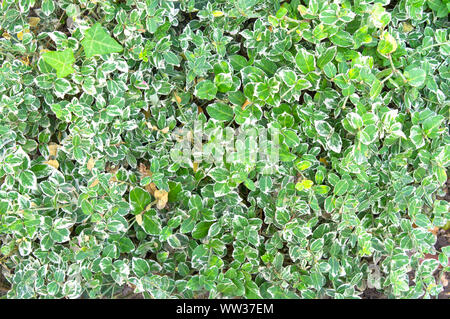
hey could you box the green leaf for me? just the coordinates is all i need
[315,120,333,137]
[327,132,342,153]
[295,48,316,74]
[129,187,151,215]
[310,272,326,290]
[377,31,397,55]
[81,23,123,58]
[422,115,444,136]
[163,51,180,66]
[359,125,377,145]
[279,69,297,87]
[192,221,214,239]
[259,176,273,193]
[334,179,349,196]
[317,46,337,69]
[195,80,217,100]
[18,170,37,189]
[208,167,229,182]
[132,257,150,277]
[409,125,425,149]
[229,55,249,71]
[42,0,55,16]
[142,211,162,235]
[330,30,353,47]
[282,130,300,147]
[370,78,383,99]
[296,160,312,171]
[41,49,75,78]
[319,10,338,25]
[206,102,234,121]
[50,228,70,243]
[405,68,426,87]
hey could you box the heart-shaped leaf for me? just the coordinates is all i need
[41,49,75,78]
[81,23,123,58]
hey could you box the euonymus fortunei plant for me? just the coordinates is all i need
[0,0,449,299]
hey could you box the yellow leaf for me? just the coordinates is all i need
[319,157,328,166]
[21,56,30,66]
[89,178,99,188]
[154,189,168,210]
[48,143,59,157]
[156,201,167,210]
[17,29,29,41]
[174,92,182,104]
[193,162,199,173]
[160,127,169,134]
[241,99,252,110]
[87,157,95,171]
[44,160,59,169]
[212,11,224,17]
[2,32,11,40]
[135,214,143,226]
[402,22,414,33]
[302,179,314,189]
[28,17,40,28]
[145,182,157,196]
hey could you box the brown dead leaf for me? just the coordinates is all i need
[428,226,439,236]
[106,164,119,175]
[143,109,151,120]
[139,163,152,177]
[440,272,448,287]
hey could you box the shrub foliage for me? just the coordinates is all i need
[0,0,449,299]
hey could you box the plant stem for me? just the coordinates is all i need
[388,55,407,84]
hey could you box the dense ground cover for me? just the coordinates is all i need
[0,0,449,299]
